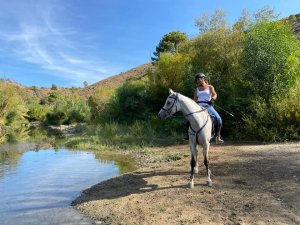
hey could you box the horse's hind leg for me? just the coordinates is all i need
[203,142,212,187]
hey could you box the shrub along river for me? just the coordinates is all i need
[0,142,136,225]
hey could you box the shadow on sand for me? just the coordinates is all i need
[71,170,193,206]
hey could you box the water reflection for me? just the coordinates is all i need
[5,127,31,143]
[94,152,137,174]
[0,144,136,225]
[0,126,137,224]
[0,143,36,179]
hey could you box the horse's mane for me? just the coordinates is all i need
[177,93,205,110]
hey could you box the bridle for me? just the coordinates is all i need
[161,93,178,116]
[161,92,208,117]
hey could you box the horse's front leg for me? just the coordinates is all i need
[194,146,199,174]
[203,141,212,187]
[189,143,197,188]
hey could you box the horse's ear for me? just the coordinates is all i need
[169,88,174,95]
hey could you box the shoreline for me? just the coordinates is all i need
[72,142,300,225]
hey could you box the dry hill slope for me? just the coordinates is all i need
[0,63,154,100]
[78,63,154,98]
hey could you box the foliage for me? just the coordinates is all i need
[152,31,188,62]
[150,53,191,91]
[195,9,228,33]
[0,84,29,127]
[45,93,90,125]
[275,77,300,137]
[103,80,152,123]
[241,20,299,102]
[253,6,279,22]
[0,83,30,143]
[51,83,58,90]
[146,7,300,141]
[47,91,60,103]
[96,121,156,149]
[88,86,117,122]
[27,103,50,122]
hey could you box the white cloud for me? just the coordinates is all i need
[0,0,116,86]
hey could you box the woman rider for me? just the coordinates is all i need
[187,72,224,143]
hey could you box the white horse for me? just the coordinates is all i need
[158,89,213,188]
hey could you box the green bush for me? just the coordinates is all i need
[27,103,50,122]
[241,20,299,102]
[44,93,90,125]
[88,86,116,122]
[98,80,153,123]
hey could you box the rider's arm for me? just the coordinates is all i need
[209,85,217,100]
[194,89,198,102]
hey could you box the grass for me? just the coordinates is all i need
[62,120,184,152]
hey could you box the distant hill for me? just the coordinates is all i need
[0,63,154,101]
[77,63,154,98]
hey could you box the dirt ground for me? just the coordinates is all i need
[72,142,300,225]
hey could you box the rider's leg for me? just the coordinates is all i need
[183,120,190,140]
[206,106,224,143]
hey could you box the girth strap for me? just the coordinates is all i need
[189,115,209,145]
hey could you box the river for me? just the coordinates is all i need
[0,143,133,225]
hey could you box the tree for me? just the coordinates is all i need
[241,20,299,101]
[253,6,279,22]
[233,9,251,32]
[51,83,58,90]
[151,31,188,62]
[150,53,190,92]
[83,81,88,88]
[195,9,227,33]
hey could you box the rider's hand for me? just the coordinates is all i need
[208,98,215,105]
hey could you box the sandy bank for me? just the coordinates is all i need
[72,143,300,225]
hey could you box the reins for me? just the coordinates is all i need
[162,93,208,118]
[162,92,210,145]
[184,108,207,117]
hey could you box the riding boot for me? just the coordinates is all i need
[215,123,224,144]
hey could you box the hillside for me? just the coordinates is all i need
[0,63,154,101]
[78,63,154,98]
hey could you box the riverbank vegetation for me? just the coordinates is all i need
[0,7,299,146]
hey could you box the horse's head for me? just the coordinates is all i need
[158,89,180,120]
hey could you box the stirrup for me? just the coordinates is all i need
[215,136,224,144]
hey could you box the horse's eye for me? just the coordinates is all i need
[166,101,170,105]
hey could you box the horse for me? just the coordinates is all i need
[158,89,213,188]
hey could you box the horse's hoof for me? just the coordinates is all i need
[189,182,194,188]
[207,181,212,187]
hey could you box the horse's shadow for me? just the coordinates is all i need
[71,170,193,206]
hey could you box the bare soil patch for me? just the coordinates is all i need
[72,142,300,225]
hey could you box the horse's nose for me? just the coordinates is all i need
[158,111,163,118]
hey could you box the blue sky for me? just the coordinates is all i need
[0,0,299,87]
